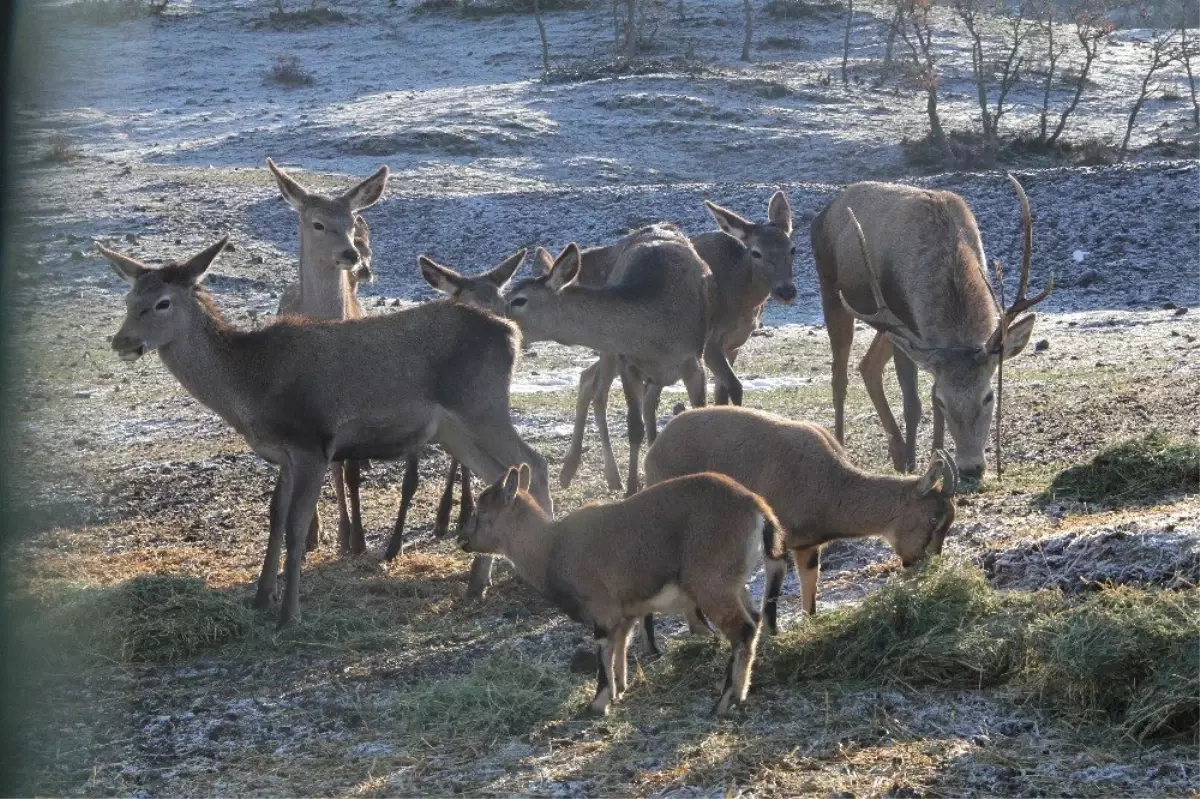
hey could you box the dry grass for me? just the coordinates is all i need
[1042,430,1199,507]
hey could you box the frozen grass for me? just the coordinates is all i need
[1043,430,1200,507]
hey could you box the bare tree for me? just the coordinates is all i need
[899,0,952,157]
[884,3,904,68]
[1045,5,1115,146]
[1119,28,1181,160]
[953,0,1034,150]
[533,0,550,73]
[742,0,754,61]
[625,0,637,59]
[1036,0,1069,143]
[842,0,855,82]
[1181,16,1199,128]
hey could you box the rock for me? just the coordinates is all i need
[70,250,85,260]
[1163,301,1178,310]
[1175,307,1188,316]
[1074,269,1102,288]
[1034,339,1049,352]
[251,255,264,264]
[569,646,598,674]
[125,233,139,243]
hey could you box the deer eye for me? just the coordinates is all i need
[790,246,797,255]
[312,222,325,232]
[509,296,528,309]
[155,298,171,312]
[751,250,762,259]
[984,391,994,405]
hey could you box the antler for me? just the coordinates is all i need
[838,207,913,339]
[989,175,1053,351]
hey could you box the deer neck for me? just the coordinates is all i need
[297,237,360,320]
[827,470,916,539]
[156,299,256,433]
[498,503,557,594]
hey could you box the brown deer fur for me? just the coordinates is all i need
[97,237,550,627]
[459,464,787,716]
[643,406,956,653]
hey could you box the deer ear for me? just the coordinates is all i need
[174,236,230,285]
[95,242,148,284]
[548,244,581,291]
[485,249,526,288]
[418,255,464,295]
[517,462,532,491]
[341,165,389,211]
[533,247,555,276]
[704,200,753,241]
[768,190,793,236]
[1001,314,1037,360]
[266,158,310,210]
[501,467,522,503]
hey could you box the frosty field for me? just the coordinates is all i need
[4,0,1199,796]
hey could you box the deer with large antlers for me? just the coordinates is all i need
[97,237,551,626]
[269,158,388,555]
[810,174,1051,482]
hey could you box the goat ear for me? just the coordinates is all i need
[418,255,464,295]
[484,249,526,288]
[341,165,389,211]
[548,244,581,291]
[767,190,793,236]
[95,242,148,284]
[533,247,554,276]
[266,158,310,210]
[916,453,946,496]
[704,200,753,241]
[517,463,532,491]
[174,236,230,285]
[1001,314,1037,360]
[501,467,522,503]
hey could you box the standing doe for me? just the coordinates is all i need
[269,157,389,555]
[98,237,550,626]
[810,174,1051,481]
[459,464,787,716]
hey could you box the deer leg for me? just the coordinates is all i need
[561,359,601,489]
[612,617,637,697]
[456,463,474,533]
[705,342,742,407]
[931,385,946,450]
[620,363,646,498]
[332,461,352,554]
[641,615,661,658]
[893,349,922,473]
[255,472,289,612]
[384,455,420,561]
[589,625,616,716]
[434,457,458,538]
[858,331,907,471]
[821,287,856,444]
[304,505,321,554]
[681,357,707,409]
[794,545,821,616]
[591,356,623,491]
[714,349,742,406]
[278,453,329,629]
[641,382,664,446]
[344,459,365,555]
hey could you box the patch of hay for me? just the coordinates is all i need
[1043,431,1199,507]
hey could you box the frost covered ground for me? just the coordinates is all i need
[5,0,1200,796]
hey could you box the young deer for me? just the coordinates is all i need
[556,191,796,491]
[269,158,389,555]
[810,174,1051,482]
[97,237,550,626]
[383,250,525,561]
[459,464,787,716]
[505,224,713,495]
[642,405,957,655]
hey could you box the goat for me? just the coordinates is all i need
[459,464,787,716]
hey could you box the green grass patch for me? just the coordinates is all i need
[764,559,1199,738]
[1042,430,1199,507]
[28,575,254,662]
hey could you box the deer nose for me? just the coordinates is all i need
[340,248,360,265]
[772,284,797,303]
[959,463,985,483]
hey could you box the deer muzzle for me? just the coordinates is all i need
[772,283,797,303]
[111,333,145,363]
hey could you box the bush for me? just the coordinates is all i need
[763,0,842,17]
[266,55,315,87]
[59,0,169,24]
[1043,430,1199,507]
[43,133,80,164]
[259,6,348,27]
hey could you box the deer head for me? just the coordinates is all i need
[97,237,229,362]
[704,190,797,303]
[266,158,388,273]
[418,249,526,315]
[840,175,1051,481]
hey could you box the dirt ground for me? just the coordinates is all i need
[5,0,1200,796]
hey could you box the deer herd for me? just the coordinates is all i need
[96,159,1050,717]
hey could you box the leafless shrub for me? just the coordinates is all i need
[266,55,315,86]
[1181,18,1199,127]
[1042,4,1116,146]
[896,0,951,158]
[43,133,81,164]
[952,0,1036,152]
[1119,27,1182,161]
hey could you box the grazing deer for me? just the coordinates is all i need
[642,405,957,655]
[97,237,550,626]
[383,250,525,561]
[269,158,389,555]
[810,174,1050,481]
[459,464,787,716]
[505,224,713,495]
[556,191,796,491]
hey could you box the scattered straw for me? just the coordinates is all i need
[1043,430,1199,507]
